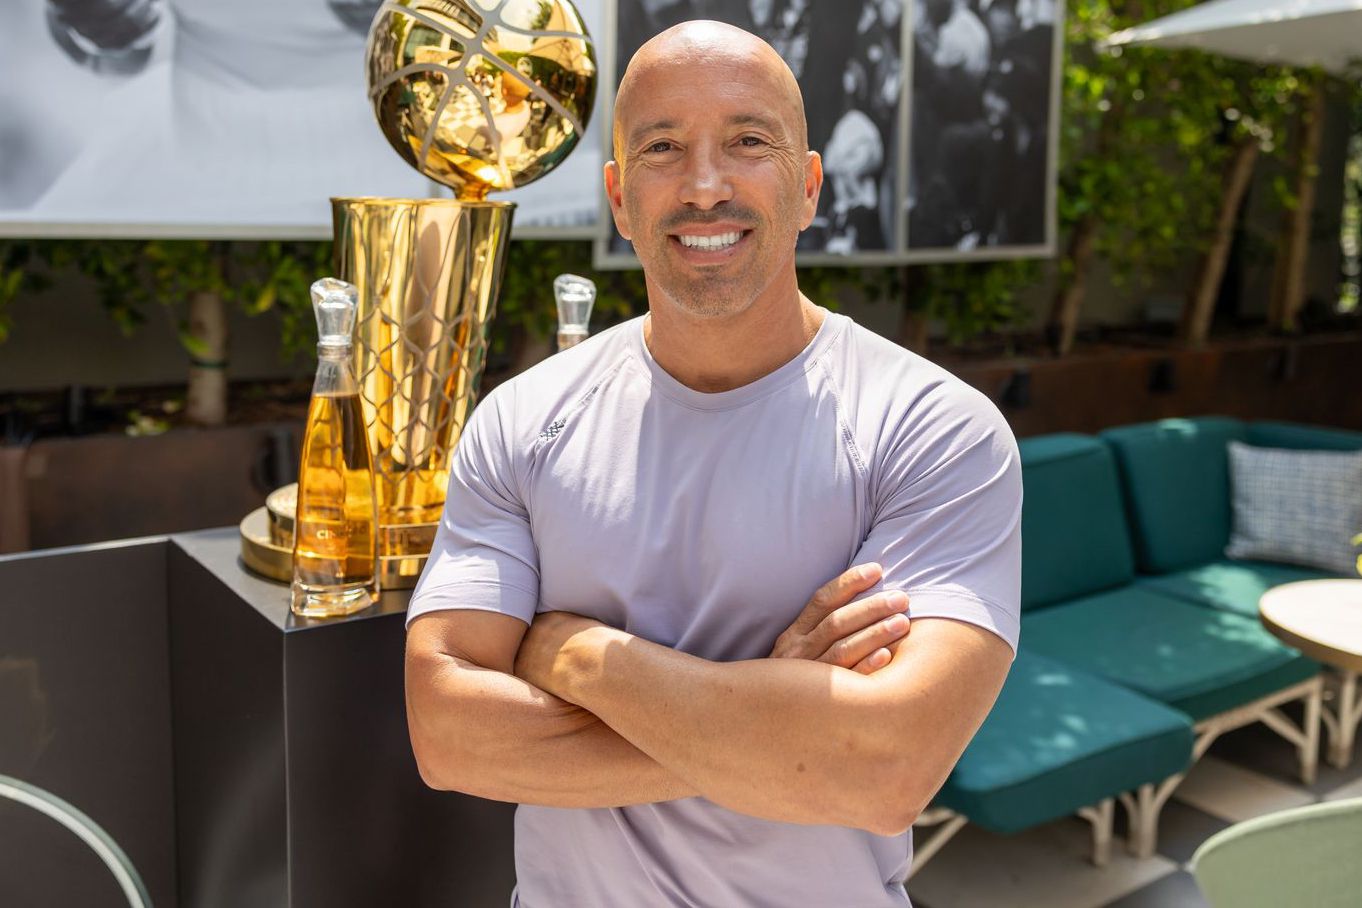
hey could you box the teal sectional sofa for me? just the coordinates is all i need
[913,417,1360,874]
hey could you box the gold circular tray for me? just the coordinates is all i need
[239,506,432,590]
[265,483,437,555]
[265,484,297,545]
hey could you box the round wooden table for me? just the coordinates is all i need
[1260,579,1362,768]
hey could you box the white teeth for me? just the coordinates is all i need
[678,231,742,250]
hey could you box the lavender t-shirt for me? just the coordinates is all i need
[408,310,1022,907]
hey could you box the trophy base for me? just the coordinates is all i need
[238,483,436,590]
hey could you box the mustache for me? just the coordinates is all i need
[660,207,759,233]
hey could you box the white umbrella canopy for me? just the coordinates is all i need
[1106,0,1362,74]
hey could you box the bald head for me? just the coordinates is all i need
[602,20,822,322]
[612,21,808,163]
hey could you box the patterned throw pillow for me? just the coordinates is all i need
[1225,440,1362,574]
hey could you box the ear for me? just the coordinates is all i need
[604,160,632,240]
[800,150,824,231]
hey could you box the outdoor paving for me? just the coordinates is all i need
[907,700,1362,907]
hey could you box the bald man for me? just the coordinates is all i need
[406,22,1019,906]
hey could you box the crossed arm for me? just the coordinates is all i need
[405,564,1013,836]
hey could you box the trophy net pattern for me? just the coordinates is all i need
[339,201,512,541]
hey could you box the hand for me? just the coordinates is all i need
[769,563,910,675]
[513,610,602,696]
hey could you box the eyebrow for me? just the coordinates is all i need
[727,113,783,134]
[628,119,678,145]
[627,113,786,146]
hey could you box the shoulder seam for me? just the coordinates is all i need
[815,356,869,479]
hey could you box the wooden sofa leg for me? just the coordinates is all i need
[1119,776,1182,860]
[1324,670,1360,769]
[1303,678,1323,785]
[1258,676,1325,785]
[908,808,969,879]
[1076,798,1114,867]
[1134,786,1160,859]
[1118,791,1141,857]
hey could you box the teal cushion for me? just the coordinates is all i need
[1100,417,1248,573]
[937,650,1193,835]
[1138,559,1340,618]
[1248,421,1362,452]
[1019,434,1136,610]
[1022,586,1318,721]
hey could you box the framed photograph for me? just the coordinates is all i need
[903,0,1063,260]
[594,0,911,268]
[0,0,607,240]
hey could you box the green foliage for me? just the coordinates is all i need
[918,260,1043,345]
[249,241,335,361]
[1340,128,1362,313]
[48,240,150,335]
[495,240,645,352]
[794,260,1037,345]
[1061,0,1317,289]
[797,264,899,312]
[0,238,330,363]
[0,241,54,345]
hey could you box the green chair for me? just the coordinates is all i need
[1191,798,1362,908]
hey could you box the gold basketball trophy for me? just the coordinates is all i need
[240,0,597,589]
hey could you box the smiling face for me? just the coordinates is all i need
[606,23,822,320]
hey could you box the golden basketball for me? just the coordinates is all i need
[366,0,597,200]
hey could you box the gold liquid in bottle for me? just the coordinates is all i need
[292,279,379,618]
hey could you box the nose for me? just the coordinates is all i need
[677,143,734,210]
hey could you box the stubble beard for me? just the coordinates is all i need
[630,194,803,321]
[662,267,748,318]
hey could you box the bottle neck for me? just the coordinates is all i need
[312,344,358,395]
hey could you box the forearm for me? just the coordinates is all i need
[407,650,696,808]
[550,627,917,834]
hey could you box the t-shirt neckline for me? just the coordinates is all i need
[631,308,846,411]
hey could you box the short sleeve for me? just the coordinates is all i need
[853,387,1022,656]
[406,388,540,628]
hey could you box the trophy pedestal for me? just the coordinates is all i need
[0,529,517,907]
[239,484,434,589]
[171,528,517,906]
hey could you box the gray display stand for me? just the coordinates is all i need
[0,529,517,908]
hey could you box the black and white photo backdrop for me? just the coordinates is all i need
[0,0,1060,260]
[906,0,1060,256]
[0,0,607,237]
[596,0,907,265]
[595,0,1061,267]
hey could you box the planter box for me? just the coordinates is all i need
[2,421,300,553]
[946,333,1362,438]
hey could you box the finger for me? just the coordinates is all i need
[790,562,884,635]
[851,647,893,675]
[819,612,911,670]
[807,589,908,653]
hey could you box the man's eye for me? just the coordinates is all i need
[739,136,766,147]
[646,141,674,154]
